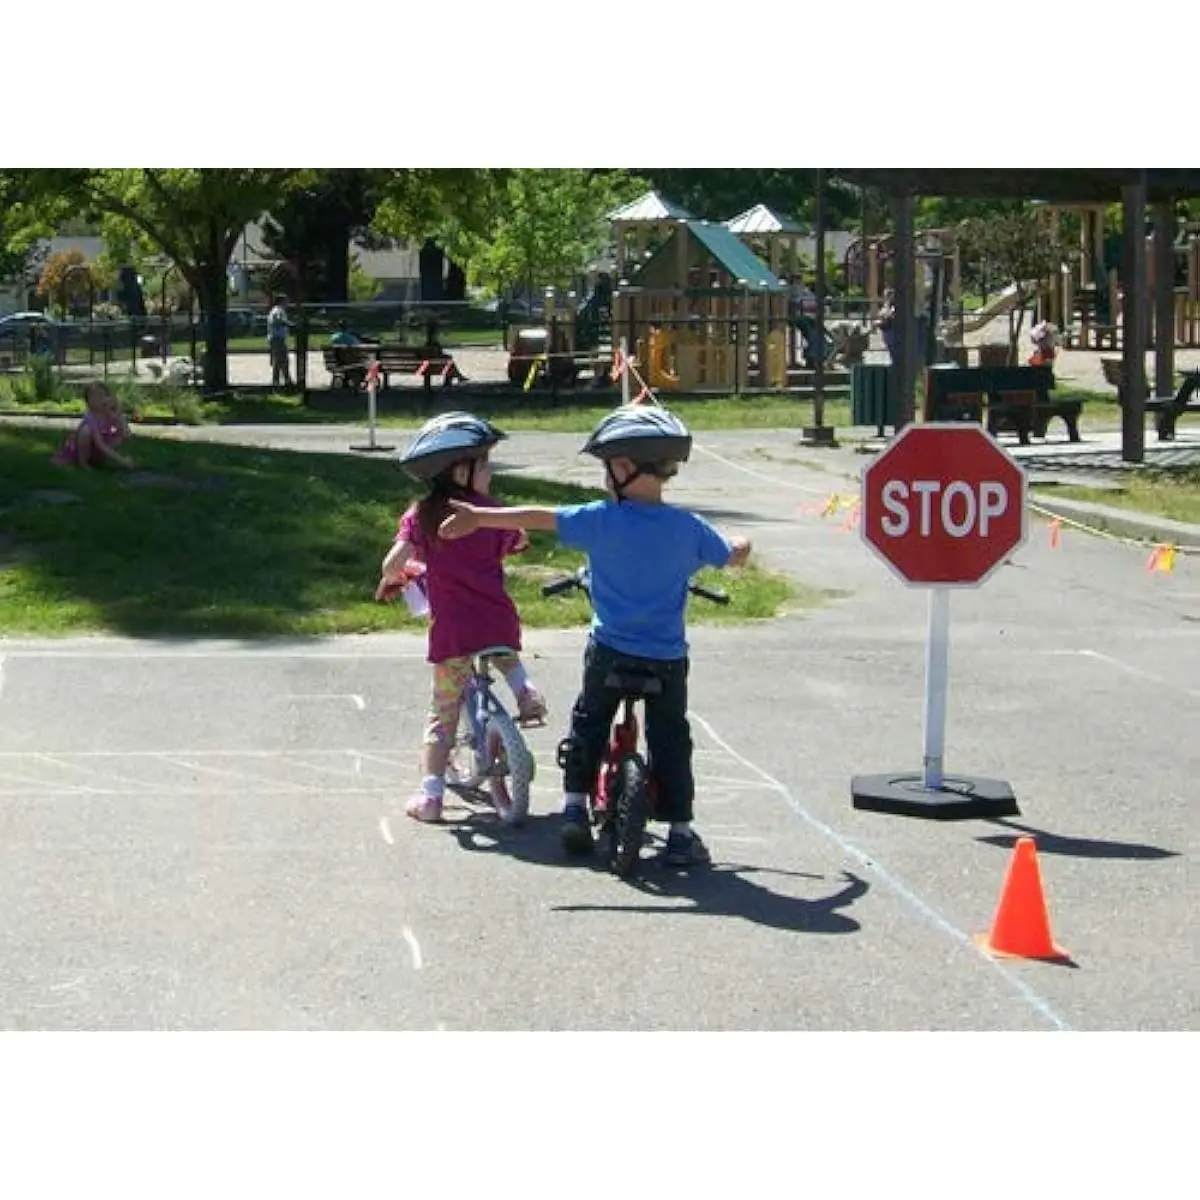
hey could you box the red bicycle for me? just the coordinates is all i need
[541,567,729,878]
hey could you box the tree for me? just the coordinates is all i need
[38,249,111,316]
[640,169,862,228]
[434,169,643,297]
[20,169,295,390]
[259,169,392,304]
[956,210,1065,363]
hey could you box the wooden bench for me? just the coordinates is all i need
[988,388,1084,444]
[1100,358,1200,441]
[375,344,462,391]
[925,364,1081,444]
[323,345,375,391]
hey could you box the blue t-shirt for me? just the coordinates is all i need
[555,499,733,660]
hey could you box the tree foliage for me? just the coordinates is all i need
[37,249,113,314]
[432,169,643,295]
[956,210,1065,360]
[55,169,295,388]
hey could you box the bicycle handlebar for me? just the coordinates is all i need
[541,568,729,606]
[540,575,580,599]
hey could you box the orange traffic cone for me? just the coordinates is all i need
[975,837,1070,962]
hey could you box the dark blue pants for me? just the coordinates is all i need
[562,638,694,823]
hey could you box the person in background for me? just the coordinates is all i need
[267,296,293,389]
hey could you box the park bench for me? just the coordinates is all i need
[322,343,463,393]
[924,364,1081,444]
[987,387,1083,444]
[1100,358,1200,441]
[323,345,375,391]
[375,344,461,391]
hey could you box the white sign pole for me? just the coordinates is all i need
[922,587,951,790]
[366,373,379,448]
[350,361,394,453]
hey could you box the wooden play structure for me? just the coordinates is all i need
[607,190,695,277]
[724,203,807,280]
[845,229,965,317]
[610,219,791,392]
[505,188,857,395]
[1034,204,1200,350]
[846,205,1200,354]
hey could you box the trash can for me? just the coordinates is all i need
[851,363,899,429]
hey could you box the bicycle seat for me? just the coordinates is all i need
[602,669,663,697]
[475,645,518,662]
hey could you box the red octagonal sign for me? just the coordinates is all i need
[861,423,1028,587]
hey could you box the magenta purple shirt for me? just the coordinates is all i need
[398,493,524,664]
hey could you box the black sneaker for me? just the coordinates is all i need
[561,804,595,856]
[661,829,711,867]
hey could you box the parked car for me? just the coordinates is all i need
[0,311,68,356]
[0,310,62,333]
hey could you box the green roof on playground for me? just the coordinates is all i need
[632,220,788,292]
[682,221,789,292]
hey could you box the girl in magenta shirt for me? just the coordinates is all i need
[378,412,546,823]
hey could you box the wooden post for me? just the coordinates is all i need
[891,189,916,429]
[1153,199,1175,399]
[1121,180,1147,464]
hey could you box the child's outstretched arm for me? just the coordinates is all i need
[440,500,557,541]
[728,535,752,568]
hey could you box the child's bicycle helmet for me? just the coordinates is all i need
[397,411,506,481]
[580,403,692,466]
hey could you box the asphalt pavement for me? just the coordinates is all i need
[0,427,1196,1030]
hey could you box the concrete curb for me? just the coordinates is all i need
[1027,493,1200,550]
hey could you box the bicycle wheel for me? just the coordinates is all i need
[481,709,536,826]
[613,754,650,878]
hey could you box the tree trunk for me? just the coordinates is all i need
[324,222,351,304]
[445,259,467,302]
[419,240,444,302]
[196,228,230,393]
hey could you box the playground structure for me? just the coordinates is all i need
[507,190,858,394]
[844,207,1200,354]
[611,219,792,392]
[1033,204,1200,350]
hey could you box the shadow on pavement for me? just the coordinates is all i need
[446,809,869,936]
[976,816,1179,861]
[553,868,869,936]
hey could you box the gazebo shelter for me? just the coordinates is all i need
[607,190,695,277]
[724,203,805,279]
[832,169,1200,463]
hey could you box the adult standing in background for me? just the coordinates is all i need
[267,296,293,389]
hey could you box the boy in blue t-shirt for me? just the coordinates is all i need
[439,404,751,866]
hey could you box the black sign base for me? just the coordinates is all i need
[851,772,1019,821]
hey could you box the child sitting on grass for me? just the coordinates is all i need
[52,383,134,471]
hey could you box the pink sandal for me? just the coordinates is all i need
[405,792,444,823]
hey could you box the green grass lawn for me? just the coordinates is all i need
[1035,468,1200,526]
[0,380,850,435]
[0,426,810,638]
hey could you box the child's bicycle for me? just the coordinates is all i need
[376,565,535,826]
[442,646,537,826]
[541,566,729,878]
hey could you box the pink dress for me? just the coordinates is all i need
[52,410,127,467]
[398,492,524,664]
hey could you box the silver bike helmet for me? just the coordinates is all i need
[397,411,506,481]
[580,403,692,465]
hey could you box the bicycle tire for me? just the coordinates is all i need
[613,754,650,878]
[482,709,536,826]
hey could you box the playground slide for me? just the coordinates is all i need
[956,283,1032,333]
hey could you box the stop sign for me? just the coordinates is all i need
[861,423,1028,587]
